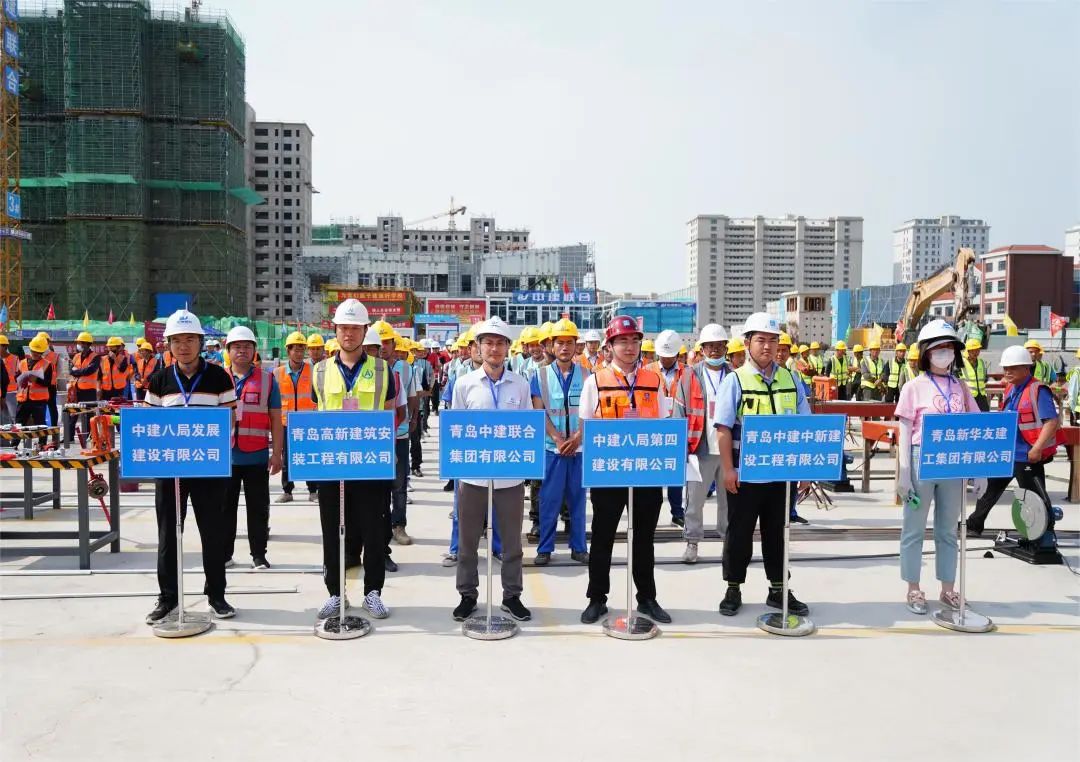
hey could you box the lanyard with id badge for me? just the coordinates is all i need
[338,358,362,411]
[613,368,640,419]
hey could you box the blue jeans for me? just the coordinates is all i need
[900,446,961,585]
[667,485,684,518]
[450,482,501,556]
[538,451,587,554]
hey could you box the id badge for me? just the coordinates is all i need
[708,400,716,419]
[622,408,640,419]
[342,397,359,411]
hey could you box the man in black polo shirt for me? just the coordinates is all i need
[144,310,238,625]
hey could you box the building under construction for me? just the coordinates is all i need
[17,0,257,319]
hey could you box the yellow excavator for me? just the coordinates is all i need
[896,248,978,345]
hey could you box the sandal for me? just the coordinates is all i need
[939,591,961,610]
[906,590,927,615]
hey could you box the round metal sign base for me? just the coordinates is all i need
[153,611,213,639]
[314,614,373,640]
[462,614,518,640]
[931,607,994,633]
[602,613,660,641]
[756,612,816,637]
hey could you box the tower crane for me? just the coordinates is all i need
[406,198,467,230]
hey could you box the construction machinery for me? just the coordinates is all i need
[406,198,467,230]
[895,248,977,345]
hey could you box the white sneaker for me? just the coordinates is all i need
[223,558,236,569]
[317,595,350,620]
[363,590,390,619]
[307,491,318,502]
[441,553,458,567]
[681,543,699,564]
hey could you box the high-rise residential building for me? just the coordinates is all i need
[1065,224,1080,263]
[892,215,990,283]
[687,214,863,330]
[248,120,313,320]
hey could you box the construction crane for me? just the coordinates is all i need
[406,198,467,230]
[895,248,977,344]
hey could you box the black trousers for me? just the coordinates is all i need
[222,462,270,561]
[968,459,1049,534]
[318,480,390,596]
[973,394,990,412]
[587,486,662,603]
[66,388,98,441]
[409,420,423,468]
[392,438,410,527]
[280,456,318,495]
[859,387,882,401]
[883,387,900,404]
[723,480,787,584]
[47,386,58,428]
[155,477,228,601]
[431,381,441,414]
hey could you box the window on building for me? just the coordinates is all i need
[283,157,292,165]
[283,129,292,137]
[255,128,268,136]
[461,275,473,294]
[436,274,448,292]
[254,156,268,164]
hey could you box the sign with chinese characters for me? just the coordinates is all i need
[738,415,846,483]
[426,298,488,325]
[511,290,596,305]
[4,27,18,58]
[119,407,231,478]
[918,412,1018,480]
[3,65,17,97]
[287,411,396,482]
[323,289,408,304]
[2,0,18,21]
[581,419,688,488]
[439,410,546,480]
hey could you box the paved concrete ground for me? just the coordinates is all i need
[2,426,1078,761]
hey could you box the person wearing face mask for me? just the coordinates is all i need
[894,320,980,615]
[66,332,107,440]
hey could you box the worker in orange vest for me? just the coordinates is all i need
[16,335,53,429]
[577,316,673,627]
[0,334,17,425]
[101,336,133,400]
[134,340,159,401]
[34,332,60,427]
[274,331,318,503]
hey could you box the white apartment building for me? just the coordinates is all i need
[1065,224,1080,263]
[687,214,863,329]
[248,120,314,320]
[892,215,989,283]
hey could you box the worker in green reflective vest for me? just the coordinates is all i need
[883,342,906,403]
[1066,347,1080,425]
[859,341,885,401]
[828,341,852,400]
[1025,340,1056,385]
[960,339,990,412]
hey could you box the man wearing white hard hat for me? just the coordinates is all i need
[966,344,1060,538]
[450,317,533,623]
[580,329,603,373]
[221,326,283,571]
[682,323,732,563]
[714,312,812,618]
[311,299,402,621]
[144,310,239,625]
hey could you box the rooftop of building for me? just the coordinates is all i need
[986,245,1064,255]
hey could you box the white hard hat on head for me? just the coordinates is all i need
[699,323,729,344]
[225,326,257,346]
[473,317,512,342]
[742,312,781,336]
[333,298,370,326]
[583,329,603,343]
[655,330,682,358]
[362,328,381,347]
[1000,345,1035,368]
[916,319,961,350]
[164,309,205,338]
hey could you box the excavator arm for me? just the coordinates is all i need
[897,248,975,343]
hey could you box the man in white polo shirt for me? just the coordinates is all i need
[450,317,533,623]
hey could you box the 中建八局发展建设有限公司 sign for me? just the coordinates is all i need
[286,411,396,481]
[738,414,846,483]
[917,412,1018,480]
[120,407,232,478]
[581,418,688,488]
[439,410,546,480]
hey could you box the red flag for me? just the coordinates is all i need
[46,303,55,320]
[107,309,114,325]
[562,279,571,295]
[1049,311,1068,337]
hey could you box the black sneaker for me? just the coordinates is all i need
[580,598,608,624]
[719,587,742,616]
[526,522,540,541]
[452,595,478,621]
[208,598,236,619]
[145,596,177,625]
[493,551,503,562]
[501,596,532,621]
[791,514,809,525]
[534,552,551,566]
[411,467,424,478]
[252,555,270,570]
[636,599,672,624]
[442,480,454,492]
[384,556,399,573]
[671,515,686,528]
[766,589,809,616]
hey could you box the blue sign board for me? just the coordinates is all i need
[582,418,687,488]
[511,289,596,305]
[120,407,232,478]
[4,27,18,57]
[2,0,18,21]
[918,412,1018,480]
[738,414,846,483]
[5,191,19,220]
[287,411,396,482]
[413,313,459,325]
[439,409,546,480]
[3,65,17,97]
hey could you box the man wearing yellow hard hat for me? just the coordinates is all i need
[883,343,907,403]
[374,321,418,554]
[828,340,852,400]
[0,334,16,424]
[641,338,656,364]
[806,341,824,377]
[16,334,53,431]
[409,338,435,477]
[960,339,989,412]
[859,341,885,401]
[307,333,326,364]
[275,331,319,504]
[68,331,107,411]
[1024,340,1055,385]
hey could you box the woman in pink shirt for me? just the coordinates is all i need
[894,320,979,615]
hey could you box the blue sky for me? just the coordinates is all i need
[214,0,1079,292]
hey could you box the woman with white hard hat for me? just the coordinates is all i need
[894,319,980,615]
[966,345,1061,538]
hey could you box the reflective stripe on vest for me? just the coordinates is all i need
[860,357,883,389]
[961,357,987,397]
[830,355,850,381]
[71,352,101,391]
[135,356,158,390]
[16,358,51,402]
[231,368,273,452]
[274,362,316,425]
[594,366,662,419]
[538,363,587,451]
[1034,360,1054,385]
[647,361,706,452]
[2,354,17,388]
[808,355,823,374]
[105,354,130,392]
[732,363,799,452]
[1010,380,1060,459]
[44,350,58,388]
[313,356,388,412]
[886,359,903,390]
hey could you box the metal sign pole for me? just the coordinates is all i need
[603,486,659,640]
[153,477,211,638]
[932,483,992,632]
[315,480,371,640]
[464,479,517,639]
[758,481,814,637]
